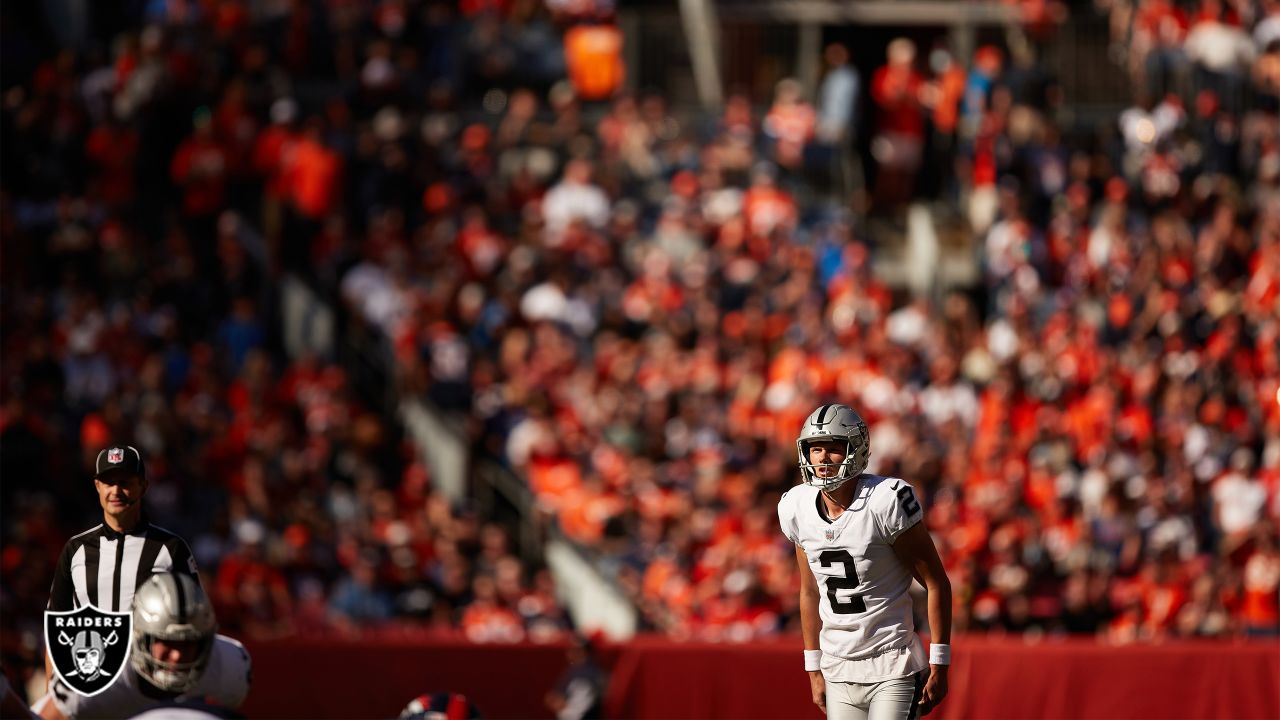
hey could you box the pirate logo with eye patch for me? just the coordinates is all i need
[45,606,132,696]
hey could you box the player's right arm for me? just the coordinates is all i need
[891,518,952,717]
[795,544,825,715]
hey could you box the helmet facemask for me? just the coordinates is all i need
[133,631,214,693]
[796,404,870,492]
[798,437,862,491]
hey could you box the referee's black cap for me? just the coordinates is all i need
[94,445,146,480]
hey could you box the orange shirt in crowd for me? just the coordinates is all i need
[527,455,582,510]
[1142,580,1189,636]
[564,24,625,101]
[286,136,341,219]
[742,186,797,238]
[1243,550,1280,629]
[253,125,298,199]
[764,101,816,167]
[636,483,687,521]
[643,556,693,611]
[932,65,967,134]
[767,348,822,390]
[973,387,1009,463]
[461,602,524,642]
[559,483,625,543]
[1066,386,1113,461]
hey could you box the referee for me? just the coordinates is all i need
[45,446,200,686]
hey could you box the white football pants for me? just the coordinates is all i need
[825,672,924,720]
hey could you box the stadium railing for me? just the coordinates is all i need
[276,260,637,638]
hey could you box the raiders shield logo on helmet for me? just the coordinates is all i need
[45,605,132,696]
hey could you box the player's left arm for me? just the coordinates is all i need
[891,521,952,716]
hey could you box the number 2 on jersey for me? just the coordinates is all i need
[818,550,867,614]
[897,485,920,515]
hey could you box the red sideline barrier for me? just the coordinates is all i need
[239,634,570,719]
[240,634,1280,719]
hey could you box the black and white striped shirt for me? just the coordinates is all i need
[48,517,199,613]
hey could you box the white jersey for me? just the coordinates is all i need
[45,635,250,719]
[778,474,927,683]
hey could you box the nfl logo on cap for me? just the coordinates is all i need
[107,448,124,464]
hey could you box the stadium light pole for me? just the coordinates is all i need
[678,0,724,110]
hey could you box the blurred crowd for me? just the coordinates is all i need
[2,0,1279,701]
[1108,0,1280,110]
[0,0,598,696]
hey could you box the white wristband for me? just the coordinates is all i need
[804,649,822,672]
[929,643,951,666]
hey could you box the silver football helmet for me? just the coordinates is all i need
[131,573,216,693]
[796,403,870,491]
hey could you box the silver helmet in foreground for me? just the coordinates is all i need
[131,572,216,693]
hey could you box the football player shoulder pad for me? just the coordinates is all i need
[866,475,923,541]
[777,484,818,535]
[778,484,813,515]
[201,634,251,709]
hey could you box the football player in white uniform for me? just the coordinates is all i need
[35,573,251,720]
[779,404,952,719]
